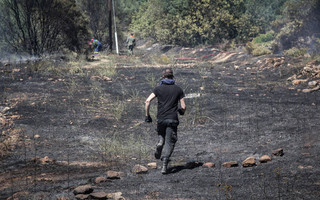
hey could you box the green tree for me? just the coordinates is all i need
[236,0,286,42]
[78,0,109,42]
[130,0,246,46]
[117,0,147,25]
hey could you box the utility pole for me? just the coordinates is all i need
[112,0,119,54]
[108,0,112,51]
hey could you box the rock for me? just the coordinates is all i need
[102,76,112,81]
[272,148,284,156]
[303,66,313,72]
[90,192,108,199]
[57,197,70,200]
[259,155,272,163]
[95,176,107,184]
[73,185,94,195]
[32,156,55,164]
[298,165,313,169]
[75,194,90,200]
[41,156,55,164]
[302,85,320,93]
[308,81,318,87]
[106,171,123,179]
[125,76,136,80]
[242,157,256,167]
[203,162,215,168]
[302,88,312,93]
[147,162,157,169]
[106,192,124,200]
[287,75,297,81]
[132,164,148,174]
[91,76,112,81]
[273,62,281,67]
[292,79,308,85]
[1,106,10,113]
[0,117,7,126]
[34,134,40,139]
[6,191,29,200]
[222,161,238,168]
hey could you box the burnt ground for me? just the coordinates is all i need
[0,47,319,200]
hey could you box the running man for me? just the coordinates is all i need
[145,68,186,174]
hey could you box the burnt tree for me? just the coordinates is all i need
[0,0,89,55]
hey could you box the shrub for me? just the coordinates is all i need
[246,42,272,56]
[284,47,307,57]
[245,42,255,54]
[252,45,272,56]
[68,62,84,75]
[253,31,275,43]
[159,54,171,64]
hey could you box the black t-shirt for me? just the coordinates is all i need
[153,83,185,120]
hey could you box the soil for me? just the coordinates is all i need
[0,47,319,200]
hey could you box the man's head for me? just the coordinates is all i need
[130,33,134,37]
[162,68,174,79]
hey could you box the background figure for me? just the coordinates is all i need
[90,38,102,54]
[145,68,186,174]
[126,33,136,56]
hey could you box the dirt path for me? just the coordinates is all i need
[0,50,319,199]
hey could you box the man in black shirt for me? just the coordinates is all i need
[145,68,186,174]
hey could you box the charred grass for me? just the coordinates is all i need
[0,52,319,199]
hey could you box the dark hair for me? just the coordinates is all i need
[162,68,174,79]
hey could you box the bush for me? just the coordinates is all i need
[246,41,272,56]
[253,31,275,43]
[252,45,272,56]
[284,47,307,57]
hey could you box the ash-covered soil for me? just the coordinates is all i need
[0,49,319,200]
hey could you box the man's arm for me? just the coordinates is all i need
[145,93,156,122]
[178,98,186,115]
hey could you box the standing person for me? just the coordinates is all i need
[145,68,186,174]
[126,33,136,56]
[89,38,102,54]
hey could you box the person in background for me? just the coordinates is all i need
[126,33,136,56]
[89,38,102,54]
[145,68,186,174]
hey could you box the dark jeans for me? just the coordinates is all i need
[157,119,179,159]
[128,45,134,55]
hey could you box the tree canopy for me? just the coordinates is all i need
[0,0,319,56]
